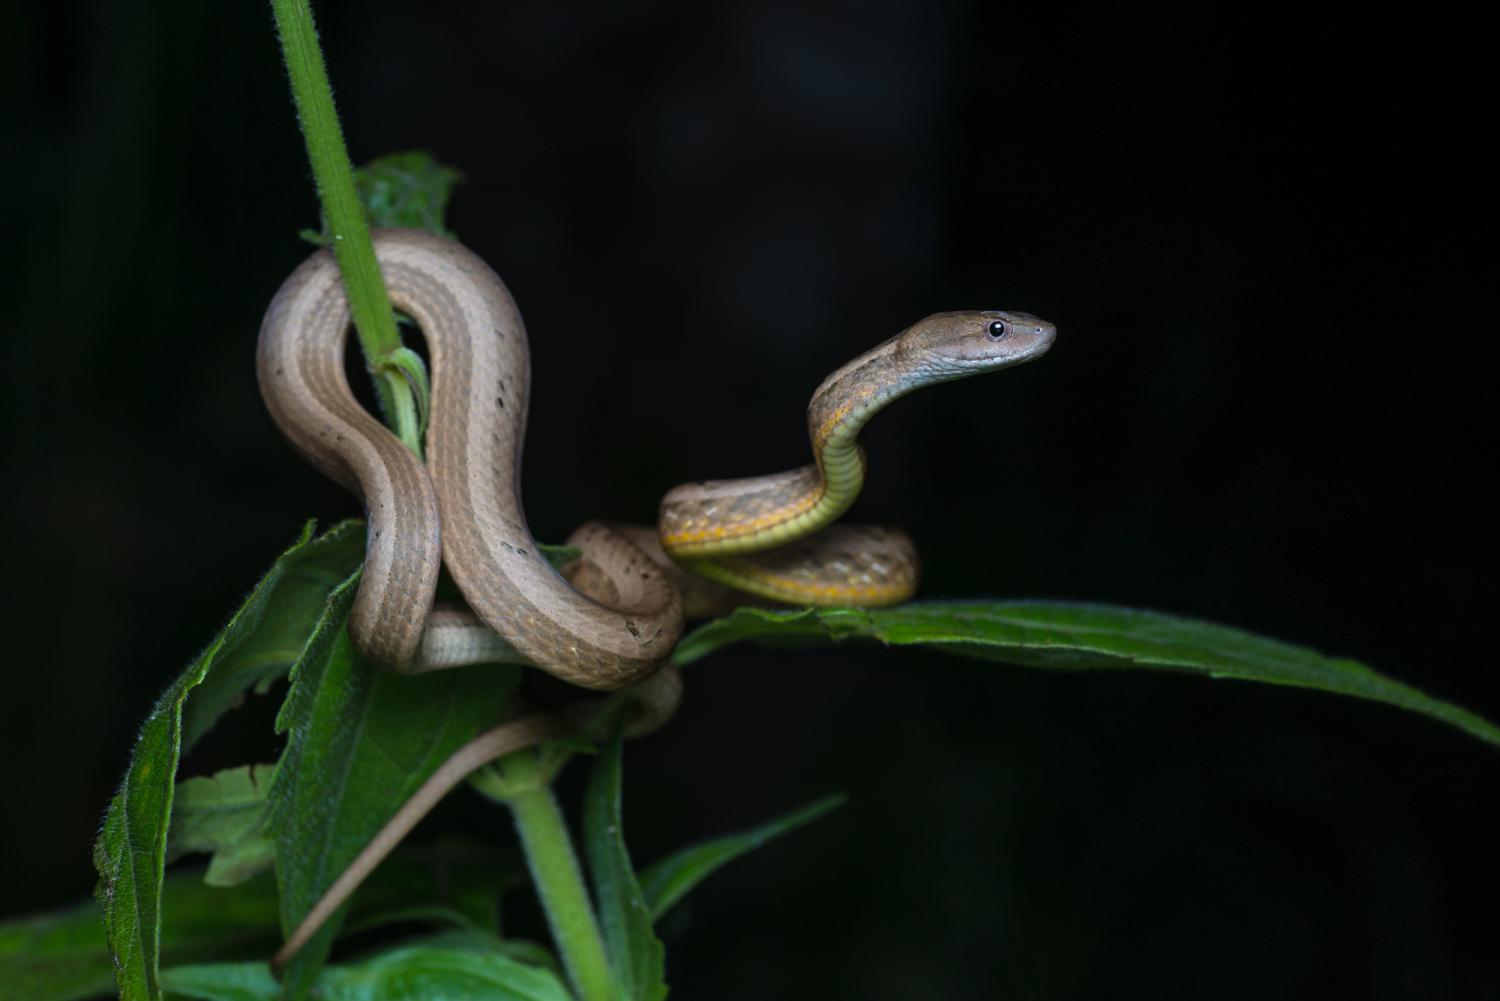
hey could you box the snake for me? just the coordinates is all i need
[256,227,1055,967]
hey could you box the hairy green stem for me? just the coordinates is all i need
[484,751,614,1001]
[269,0,423,454]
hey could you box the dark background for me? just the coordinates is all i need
[3,2,1495,998]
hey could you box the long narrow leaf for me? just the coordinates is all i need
[582,724,666,1001]
[638,794,846,922]
[673,602,1500,748]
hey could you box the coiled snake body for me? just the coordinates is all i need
[257,228,1053,966]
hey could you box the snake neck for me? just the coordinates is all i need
[803,334,917,520]
[657,336,918,559]
[721,348,908,549]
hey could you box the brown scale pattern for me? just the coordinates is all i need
[716,524,920,603]
[258,231,1010,689]
[258,230,681,689]
[657,465,823,548]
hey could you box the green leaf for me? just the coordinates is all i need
[182,521,365,750]
[336,836,524,938]
[91,522,365,1001]
[2,846,521,1001]
[153,872,282,962]
[159,964,278,1001]
[354,151,463,236]
[166,765,277,887]
[673,602,1500,748]
[161,936,572,1001]
[0,898,115,1001]
[638,794,847,922]
[302,151,464,245]
[268,577,522,998]
[537,543,582,570]
[374,345,432,439]
[322,938,574,1001]
[1,871,281,1001]
[582,724,666,1001]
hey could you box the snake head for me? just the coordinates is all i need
[899,309,1056,381]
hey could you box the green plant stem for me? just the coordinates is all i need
[269,0,423,454]
[487,750,614,1001]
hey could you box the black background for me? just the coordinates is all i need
[3,2,1496,998]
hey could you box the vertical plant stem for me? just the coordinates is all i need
[268,0,422,454]
[490,751,614,1001]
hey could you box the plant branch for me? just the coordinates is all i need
[480,750,614,1001]
[269,0,424,454]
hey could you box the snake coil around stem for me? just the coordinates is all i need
[257,228,1055,969]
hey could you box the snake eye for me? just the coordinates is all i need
[987,320,1008,339]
